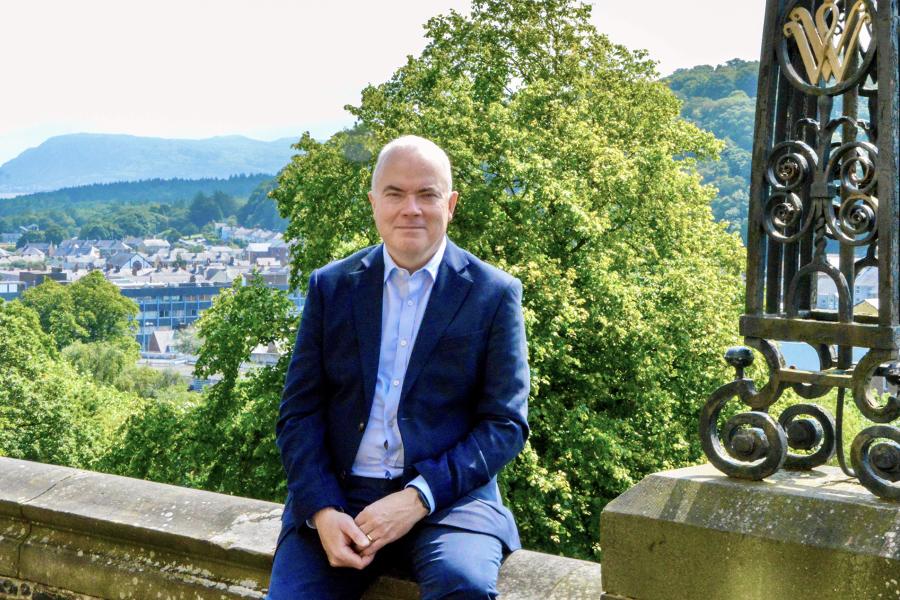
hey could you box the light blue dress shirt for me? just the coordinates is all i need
[348,237,447,514]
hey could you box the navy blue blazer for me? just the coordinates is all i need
[276,239,530,551]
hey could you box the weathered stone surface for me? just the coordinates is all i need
[0,457,279,598]
[496,550,602,599]
[0,457,601,599]
[0,575,101,599]
[600,464,900,600]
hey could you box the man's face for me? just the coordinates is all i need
[369,148,458,271]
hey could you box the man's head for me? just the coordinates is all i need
[369,135,458,272]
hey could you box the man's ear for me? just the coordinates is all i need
[368,191,376,211]
[448,191,459,221]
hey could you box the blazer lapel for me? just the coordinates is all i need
[401,241,473,402]
[350,245,384,415]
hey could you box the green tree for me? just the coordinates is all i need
[0,300,135,468]
[79,221,123,240]
[62,338,141,386]
[188,192,224,228]
[69,271,138,343]
[272,0,744,559]
[15,230,45,248]
[41,224,68,245]
[211,190,240,218]
[112,208,159,237]
[101,274,298,498]
[19,279,85,349]
[237,179,287,231]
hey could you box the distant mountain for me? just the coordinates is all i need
[0,133,297,194]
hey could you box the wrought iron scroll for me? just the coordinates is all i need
[700,0,900,500]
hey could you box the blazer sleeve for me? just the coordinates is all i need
[276,269,347,524]
[412,277,530,511]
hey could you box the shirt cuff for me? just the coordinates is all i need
[306,505,345,529]
[406,476,435,515]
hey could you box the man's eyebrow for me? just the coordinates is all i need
[380,184,442,194]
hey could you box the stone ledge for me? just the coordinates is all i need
[0,457,601,599]
[600,464,900,600]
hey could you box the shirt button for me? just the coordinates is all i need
[407,300,414,306]
[400,339,408,347]
[358,421,365,432]
[393,379,400,387]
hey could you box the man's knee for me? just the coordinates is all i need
[268,525,374,600]
[419,562,499,600]
[413,527,502,600]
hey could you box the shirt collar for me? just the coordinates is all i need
[382,236,447,283]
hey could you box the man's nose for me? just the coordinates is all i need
[400,194,423,214]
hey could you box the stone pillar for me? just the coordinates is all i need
[600,464,900,600]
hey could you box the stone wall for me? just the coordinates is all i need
[0,457,601,599]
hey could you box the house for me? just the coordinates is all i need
[147,329,176,354]
[20,241,55,255]
[18,269,68,289]
[246,242,271,264]
[254,257,278,268]
[138,239,171,254]
[107,252,153,271]
[855,298,879,318]
[93,240,132,257]
[17,247,46,262]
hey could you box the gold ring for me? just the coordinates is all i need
[366,533,374,543]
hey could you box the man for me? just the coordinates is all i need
[268,135,529,599]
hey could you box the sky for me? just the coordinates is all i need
[0,1,766,165]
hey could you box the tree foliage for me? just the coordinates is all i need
[100,274,298,500]
[0,176,279,244]
[19,272,138,348]
[0,300,136,468]
[237,179,287,231]
[270,0,745,559]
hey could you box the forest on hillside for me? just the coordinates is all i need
[666,58,758,241]
[0,176,285,244]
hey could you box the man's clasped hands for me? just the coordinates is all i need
[311,487,429,569]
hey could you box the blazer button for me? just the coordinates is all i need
[340,470,347,480]
[358,421,365,432]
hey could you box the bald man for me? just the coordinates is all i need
[268,136,530,599]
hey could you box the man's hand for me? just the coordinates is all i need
[312,507,375,570]
[354,488,429,558]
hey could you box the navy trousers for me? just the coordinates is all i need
[267,477,503,600]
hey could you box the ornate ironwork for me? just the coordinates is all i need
[700,0,900,500]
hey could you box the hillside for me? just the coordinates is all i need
[0,175,271,217]
[0,133,295,195]
[666,59,758,241]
